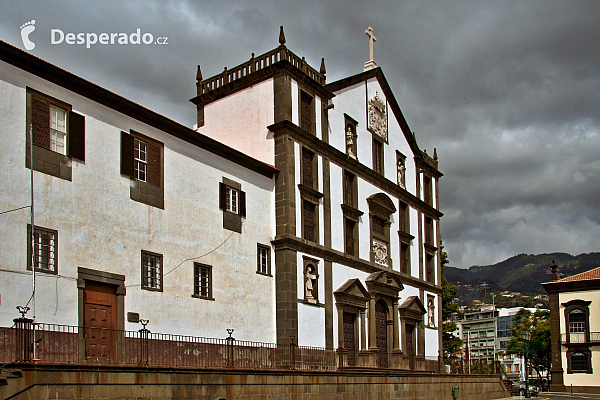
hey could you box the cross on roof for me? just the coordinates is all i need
[364,26,378,71]
[365,26,377,62]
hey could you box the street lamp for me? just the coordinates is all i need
[522,329,531,399]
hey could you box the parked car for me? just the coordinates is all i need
[505,380,539,396]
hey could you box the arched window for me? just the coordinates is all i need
[569,309,586,333]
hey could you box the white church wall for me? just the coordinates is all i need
[0,61,276,343]
[296,251,326,347]
[200,79,275,165]
[291,80,298,126]
[329,162,345,253]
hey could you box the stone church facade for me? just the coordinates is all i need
[193,27,443,370]
[0,26,442,372]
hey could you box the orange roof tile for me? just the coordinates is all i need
[557,266,600,282]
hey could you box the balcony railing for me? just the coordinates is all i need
[561,332,600,344]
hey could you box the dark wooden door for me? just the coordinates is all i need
[343,312,356,366]
[406,324,415,370]
[84,282,117,361]
[375,300,388,368]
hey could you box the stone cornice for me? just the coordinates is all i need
[268,120,443,219]
[271,234,442,295]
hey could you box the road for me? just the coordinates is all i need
[531,393,600,400]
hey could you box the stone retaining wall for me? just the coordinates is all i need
[0,363,509,400]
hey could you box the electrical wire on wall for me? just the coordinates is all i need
[125,219,242,288]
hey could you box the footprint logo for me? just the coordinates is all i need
[20,20,36,51]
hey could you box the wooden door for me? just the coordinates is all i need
[343,312,356,366]
[83,282,117,361]
[375,300,388,368]
[406,324,415,370]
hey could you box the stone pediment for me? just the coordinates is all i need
[334,278,370,309]
[365,271,404,297]
[399,296,426,321]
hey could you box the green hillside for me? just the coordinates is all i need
[445,252,600,294]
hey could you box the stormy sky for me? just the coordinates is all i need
[1,1,599,269]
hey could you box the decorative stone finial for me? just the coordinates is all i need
[364,26,378,71]
[550,260,559,281]
[320,58,326,75]
[433,148,438,161]
[279,26,286,46]
[196,65,202,82]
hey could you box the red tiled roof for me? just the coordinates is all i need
[556,266,600,282]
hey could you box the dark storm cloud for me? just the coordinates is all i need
[1,0,599,268]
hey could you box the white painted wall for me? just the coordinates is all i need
[0,61,276,343]
[297,252,326,347]
[559,289,600,387]
[200,79,275,165]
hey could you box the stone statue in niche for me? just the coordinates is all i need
[368,91,387,141]
[305,265,317,303]
[427,298,435,327]
[346,125,356,159]
[373,241,388,266]
[397,158,406,188]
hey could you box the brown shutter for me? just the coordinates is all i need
[68,111,85,161]
[120,131,135,178]
[239,190,246,217]
[219,182,226,210]
[147,142,161,187]
[31,96,50,149]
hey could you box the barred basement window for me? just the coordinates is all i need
[194,263,213,299]
[141,251,163,291]
[571,353,588,372]
[27,225,58,274]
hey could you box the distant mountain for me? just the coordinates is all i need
[445,252,600,294]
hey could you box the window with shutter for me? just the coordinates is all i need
[121,131,164,208]
[26,89,86,180]
[219,178,246,233]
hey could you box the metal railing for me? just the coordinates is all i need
[1,322,443,373]
[561,332,600,344]
[0,323,338,371]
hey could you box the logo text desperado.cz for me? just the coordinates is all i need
[51,29,167,48]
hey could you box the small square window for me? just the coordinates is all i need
[27,225,58,274]
[257,244,271,275]
[194,263,212,299]
[141,251,162,291]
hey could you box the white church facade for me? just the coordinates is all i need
[193,27,443,370]
[0,26,442,371]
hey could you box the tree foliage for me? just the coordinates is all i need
[441,242,463,364]
[505,308,551,380]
